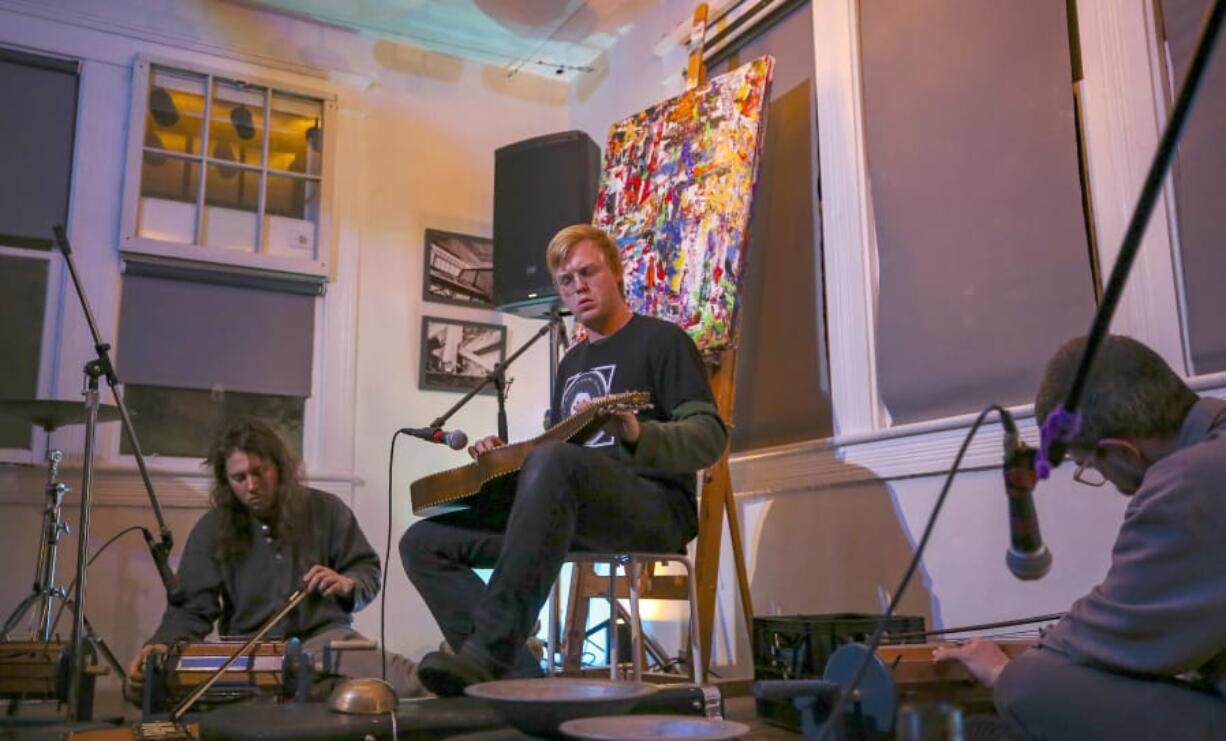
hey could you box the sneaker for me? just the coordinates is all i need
[417,650,495,698]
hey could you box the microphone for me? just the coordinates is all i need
[142,528,185,606]
[401,426,468,450]
[1000,411,1052,580]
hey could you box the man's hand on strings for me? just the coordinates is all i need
[932,637,1012,687]
[127,643,169,687]
[303,565,356,599]
[469,435,505,459]
[574,401,640,444]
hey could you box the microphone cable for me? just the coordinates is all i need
[381,430,406,684]
[816,403,1012,741]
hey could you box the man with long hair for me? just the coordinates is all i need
[936,335,1226,739]
[127,417,419,697]
[402,225,727,695]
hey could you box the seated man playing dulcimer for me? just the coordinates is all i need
[128,417,420,698]
[936,336,1226,740]
[401,224,728,696]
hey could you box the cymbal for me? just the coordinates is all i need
[0,399,121,432]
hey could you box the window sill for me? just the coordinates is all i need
[730,380,1226,498]
[728,404,1038,497]
[120,236,329,286]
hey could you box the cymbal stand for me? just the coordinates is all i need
[66,360,104,719]
[0,449,71,641]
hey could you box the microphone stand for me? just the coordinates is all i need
[1039,0,1226,475]
[423,304,566,441]
[52,225,178,721]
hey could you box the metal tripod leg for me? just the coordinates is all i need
[1,450,70,641]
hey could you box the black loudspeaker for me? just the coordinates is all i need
[494,130,601,316]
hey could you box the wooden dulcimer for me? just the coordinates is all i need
[410,391,652,516]
[877,638,1034,711]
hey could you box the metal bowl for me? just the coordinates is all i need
[327,677,398,715]
[559,714,751,740]
[465,678,657,738]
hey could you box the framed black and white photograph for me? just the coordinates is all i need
[422,228,495,308]
[419,316,507,394]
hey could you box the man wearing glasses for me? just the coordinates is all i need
[937,334,1226,739]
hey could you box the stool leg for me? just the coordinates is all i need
[547,574,560,676]
[628,556,644,682]
[682,558,703,683]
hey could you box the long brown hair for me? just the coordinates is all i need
[204,417,306,560]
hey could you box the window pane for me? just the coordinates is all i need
[121,384,304,458]
[147,67,205,157]
[208,79,265,168]
[203,164,259,252]
[0,254,49,449]
[265,175,319,260]
[269,92,322,176]
[140,152,200,204]
[138,154,199,244]
[266,174,318,220]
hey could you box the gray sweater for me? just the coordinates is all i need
[1030,397,1226,684]
[149,487,380,645]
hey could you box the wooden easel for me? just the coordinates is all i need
[561,3,756,681]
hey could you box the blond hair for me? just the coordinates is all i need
[545,225,623,283]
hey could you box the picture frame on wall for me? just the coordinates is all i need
[419,315,507,394]
[422,228,495,308]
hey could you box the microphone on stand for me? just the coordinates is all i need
[400,426,469,451]
[142,528,185,606]
[1000,411,1052,580]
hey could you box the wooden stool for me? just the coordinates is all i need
[546,552,702,683]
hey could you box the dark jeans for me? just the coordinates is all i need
[399,440,697,674]
[996,647,1226,740]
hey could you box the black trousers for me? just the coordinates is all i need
[996,647,1226,740]
[399,440,698,674]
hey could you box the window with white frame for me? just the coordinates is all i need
[115,58,336,459]
[121,59,333,277]
[0,48,77,455]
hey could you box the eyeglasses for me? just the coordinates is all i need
[1073,454,1107,487]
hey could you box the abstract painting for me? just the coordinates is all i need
[593,55,774,355]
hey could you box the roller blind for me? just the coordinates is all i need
[860,0,1097,424]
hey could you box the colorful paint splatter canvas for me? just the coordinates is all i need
[593,55,774,355]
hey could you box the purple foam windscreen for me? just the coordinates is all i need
[1036,406,1081,479]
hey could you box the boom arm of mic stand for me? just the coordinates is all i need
[51,226,175,551]
[425,311,564,433]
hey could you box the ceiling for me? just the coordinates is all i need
[229,0,663,79]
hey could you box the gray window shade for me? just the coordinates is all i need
[1161,0,1226,373]
[714,1,834,452]
[117,274,315,397]
[0,49,78,249]
[0,255,49,448]
[860,0,1096,424]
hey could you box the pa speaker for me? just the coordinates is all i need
[494,130,601,316]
